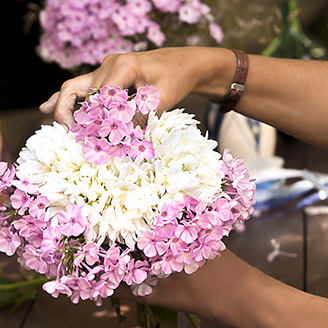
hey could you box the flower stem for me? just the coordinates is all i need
[185,313,201,328]
[0,277,50,290]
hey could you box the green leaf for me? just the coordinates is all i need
[110,297,127,323]
[149,305,178,328]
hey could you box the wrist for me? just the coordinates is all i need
[191,47,236,103]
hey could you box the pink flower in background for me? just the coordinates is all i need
[146,22,166,47]
[209,22,224,43]
[179,2,202,24]
[37,0,223,69]
[126,0,152,15]
[152,0,181,12]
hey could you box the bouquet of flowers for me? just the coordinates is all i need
[0,85,255,306]
[37,0,224,69]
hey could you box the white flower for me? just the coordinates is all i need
[147,109,224,202]
[16,112,225,248]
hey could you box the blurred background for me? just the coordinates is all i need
[1,0,328,327]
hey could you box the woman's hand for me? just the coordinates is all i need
[114,249,328,327]
[39,47,235,129]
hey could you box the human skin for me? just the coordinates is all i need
[40,46,328,327]
[40,46,328,148]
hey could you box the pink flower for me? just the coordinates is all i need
[85,119,103,136]
[135,86,160,114]
[23,245,48,274]
[137,231,168,257]
[128,139,154,160]
[74,242,99,266]
[179,3,202,24]
[213,198,234,222]
[43,279,72,298]
[57,204,88,237]
[99,119,127,144]
[12,170,39,194]
[76,277,93,301]
[108,100,136,123]
[209,22,224,43]
[126,0,152,15]
[131,276,158,296]
[83,137,110,165]
[193,241,217,262]
[101,248,130,288]
[13,215,47,238]
[167,236,188,256]
[41,226,63,252]
[153,203,179,237]
[158,251,183,275]
[0,165,15,191]
[0,228,21,256]
[10,189,32,215]
[176,245,196,266]
[124,259,149,285]
[97,85,127,108]
[0,162,8,176]
[174,223,199,244]
[29,196,49,220]
[152,0,181,12]
[73,102,93,124]
[146,22,165,47]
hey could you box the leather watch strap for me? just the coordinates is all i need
[220,50,249,113]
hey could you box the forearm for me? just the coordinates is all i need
[192,49,328,149]
[211,251,328,327]
[115,249,328,327]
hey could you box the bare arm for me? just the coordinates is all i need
[40,46,328,148]
[115,250,328,328]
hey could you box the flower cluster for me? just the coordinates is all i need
[72,85,159,164]
[0,85,255,304]
[38,0,224,69]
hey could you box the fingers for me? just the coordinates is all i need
[39,92,60,114]
[55,73,94,128]
[39,73,94,129]
[92,54,138,91]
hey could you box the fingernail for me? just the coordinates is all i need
[39,101,48,108]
